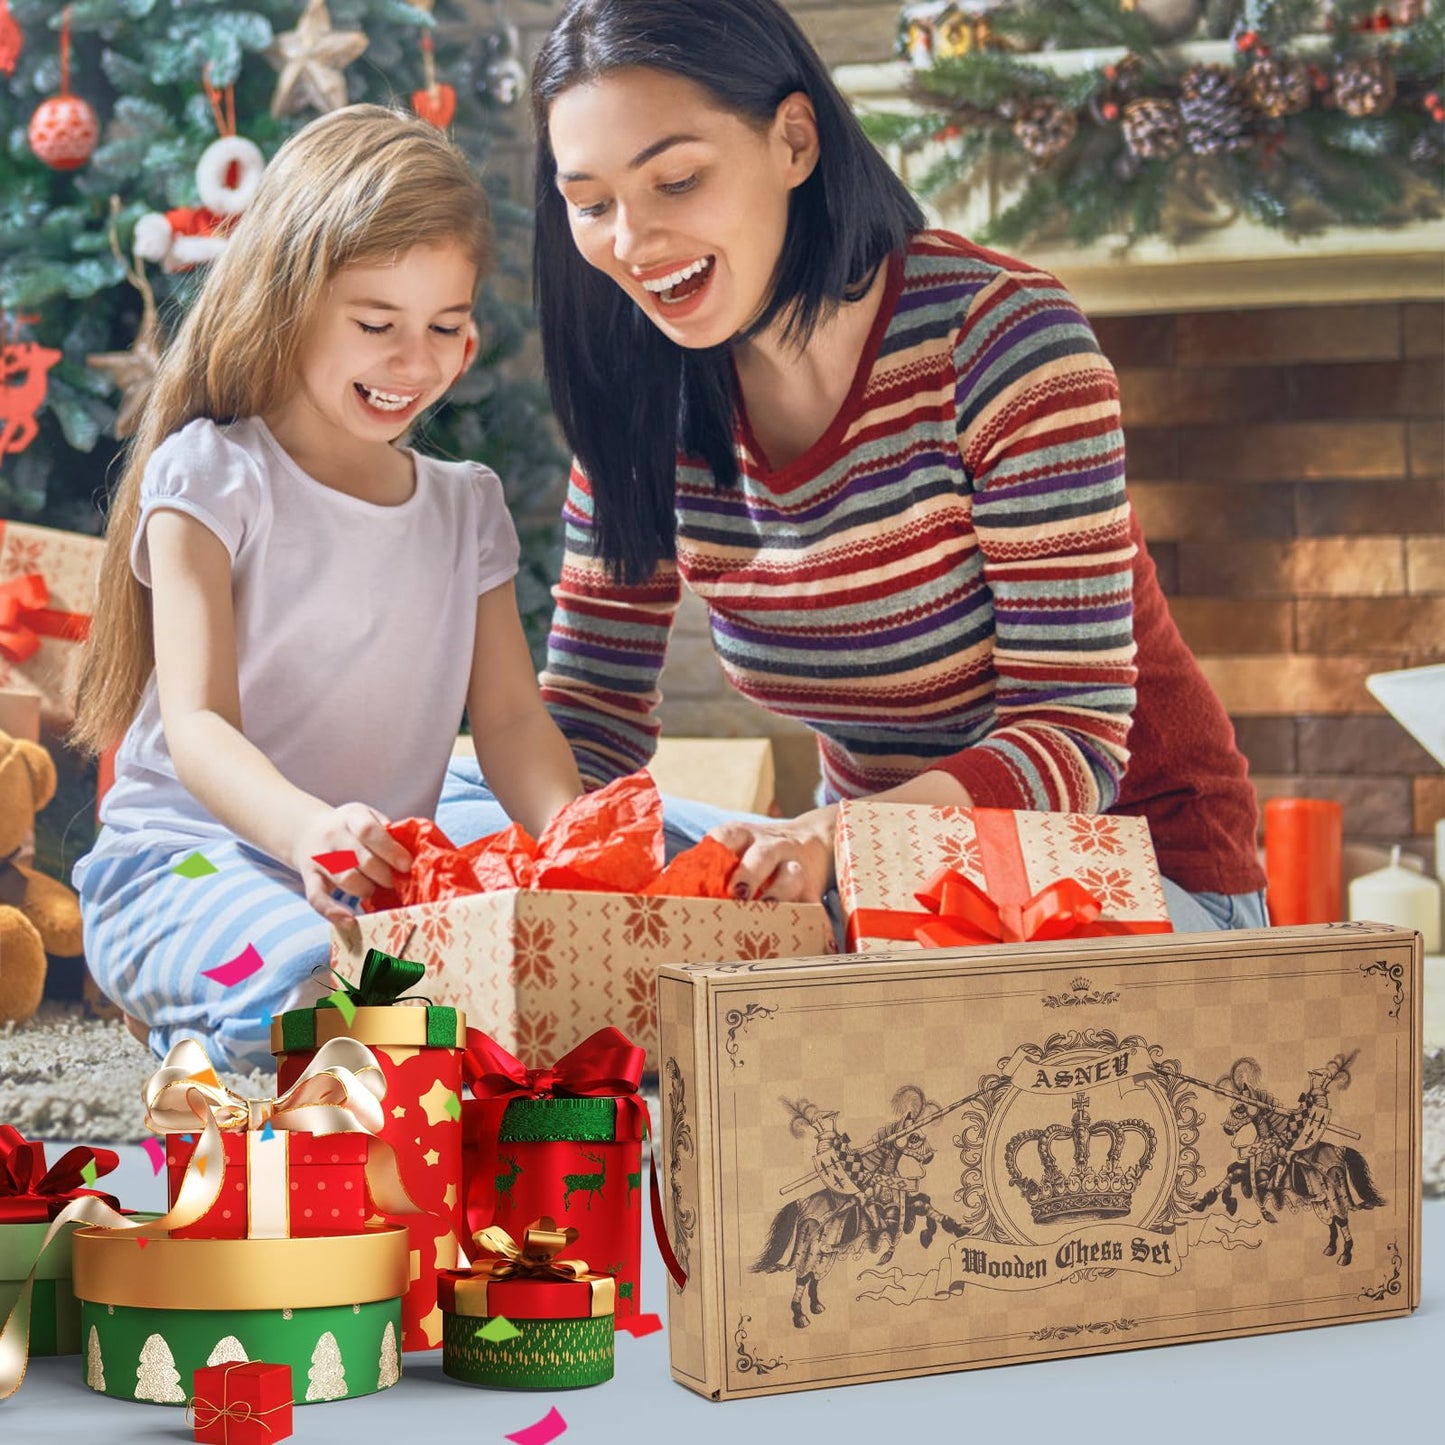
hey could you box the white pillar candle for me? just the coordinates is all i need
[1348,845,1441,954]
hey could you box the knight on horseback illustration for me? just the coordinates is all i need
[753,1087,969,1328]
[1190,1051,1384,1265]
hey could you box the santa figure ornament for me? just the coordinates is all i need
[134,77,265,272]
[28,8,99,171]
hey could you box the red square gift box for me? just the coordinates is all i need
[836,800,1173,952]
[190,1361,293,1444]
[166,1132,370,1240]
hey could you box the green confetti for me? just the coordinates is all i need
[443,1091,461,1121]
[475,1315,521,1342]
[80,1159,98,1187]
[172,851,218,879]
[327,989,358,1027]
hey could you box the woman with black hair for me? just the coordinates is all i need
[444,0,1266,932]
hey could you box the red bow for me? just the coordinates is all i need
[847,868,1128,949]
[0,1125,121,1223]
[0,573,90,663]
[460,1027,686,1289]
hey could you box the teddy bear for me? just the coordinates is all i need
[0,730,84,1023]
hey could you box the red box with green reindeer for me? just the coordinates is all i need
[461,1028,649,1327]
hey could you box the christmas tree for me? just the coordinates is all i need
[0,0,565,657]
[305,1328,347,1400]
[134,1331,184,1402]
[84,1325,104,1392]
[377,1319,400,1387]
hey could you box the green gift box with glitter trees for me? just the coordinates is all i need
[439,1217,615,1389]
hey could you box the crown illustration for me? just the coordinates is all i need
[1004,1093,1157,1225]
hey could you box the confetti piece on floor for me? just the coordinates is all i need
[202,943,264,987]
[80,1159,98,1187]
[172,851,218,879]
[313,849,358,875]
[618,1313,663,1337]
[505,1407,567,1445]
[326,988,358,1026]
[141,1138,166,1174]
[475,1315,521,1342]
[443,1091,461,1121]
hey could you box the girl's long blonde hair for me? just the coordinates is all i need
[72,104,493,754]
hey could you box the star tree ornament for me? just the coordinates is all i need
[87,208,162,439]
[266,0,369,119]
[28,8,99,172]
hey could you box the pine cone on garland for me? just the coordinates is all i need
[1121,98,1184,159]
[1012,101,1078,162]
[1331,56,1397,118]
[1243,54,1312,119]
[1178,63,1253,155]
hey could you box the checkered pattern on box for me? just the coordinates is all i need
[676,937,1416,1395]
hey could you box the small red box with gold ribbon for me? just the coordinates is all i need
[189,1360,293,1444]
[461,1026,682,1329]
[439,1218,614,1389]
[146,1037,417,1241]
[836,800,1174,953]
[0,520,101,730]
[271,949,466,1353]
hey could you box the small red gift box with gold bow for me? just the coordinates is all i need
[146,1038,417,1241]
[439,1218,614,1389]
[0,521,101,731]
[837,800,1173,953]
[190,1360,293,1444]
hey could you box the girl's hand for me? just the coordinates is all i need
[293,802,413,926]
[707,805,838,904]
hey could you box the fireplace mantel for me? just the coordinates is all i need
[837,58,1445,317]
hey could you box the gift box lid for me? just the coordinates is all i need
[271,1002,464,1054]
[438,1268,615,1321]
[71,1224,409,1311]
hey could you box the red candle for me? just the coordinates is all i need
[1264,797,1343,925]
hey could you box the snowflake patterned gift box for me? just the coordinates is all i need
[272,948,468,1354]
[0,520,101,730]
[72,1225,406,1406]
[657,922,1422,1399]
[439,1217,615,1390]
[190,1360,293,1444]
[836,801,1174,953]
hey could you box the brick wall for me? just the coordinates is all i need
[1097,303,1445,871]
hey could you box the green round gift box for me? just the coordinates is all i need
[72,1224,407,1404]
[441,1309,614,1389]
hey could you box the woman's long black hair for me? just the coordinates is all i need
[532,0,924,583]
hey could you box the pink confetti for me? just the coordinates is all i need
[505,1407,567,1445]
[202,943,264,988]
[141,1138,166,1175]
[618,1313,663,1337]
[312,849,358,875]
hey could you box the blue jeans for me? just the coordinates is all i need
[440,759,1268,935]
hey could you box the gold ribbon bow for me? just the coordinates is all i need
[143,1035,387,1138]
[470,1218,593,1284]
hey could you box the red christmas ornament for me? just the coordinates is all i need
[0,0,24,78]
[412,32,457,130]
[28,9,99,171]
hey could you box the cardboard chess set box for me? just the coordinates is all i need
[657,923,1421,1399]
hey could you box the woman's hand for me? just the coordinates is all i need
[708,805,838,904]
[292,802,414,926]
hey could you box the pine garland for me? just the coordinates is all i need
[871,0,1445,248]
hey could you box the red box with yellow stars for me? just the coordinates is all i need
[272,1001,465,1351]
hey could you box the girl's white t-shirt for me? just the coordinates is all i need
[94,414,519,854]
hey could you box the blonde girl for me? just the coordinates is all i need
[72,106,582,1072]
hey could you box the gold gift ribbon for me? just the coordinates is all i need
[72,1224,409,1311]
[144,1036,420,1241]
[449,1218,615,1319]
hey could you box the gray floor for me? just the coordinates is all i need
[5,1144,1442,1444]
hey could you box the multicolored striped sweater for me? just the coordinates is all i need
[541,230,1137,816]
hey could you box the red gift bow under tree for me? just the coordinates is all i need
[0,1126,120,1224]
[0,573,90,664]
[461,1026,686,1289]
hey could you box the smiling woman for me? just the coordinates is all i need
[503,0,1269,932]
